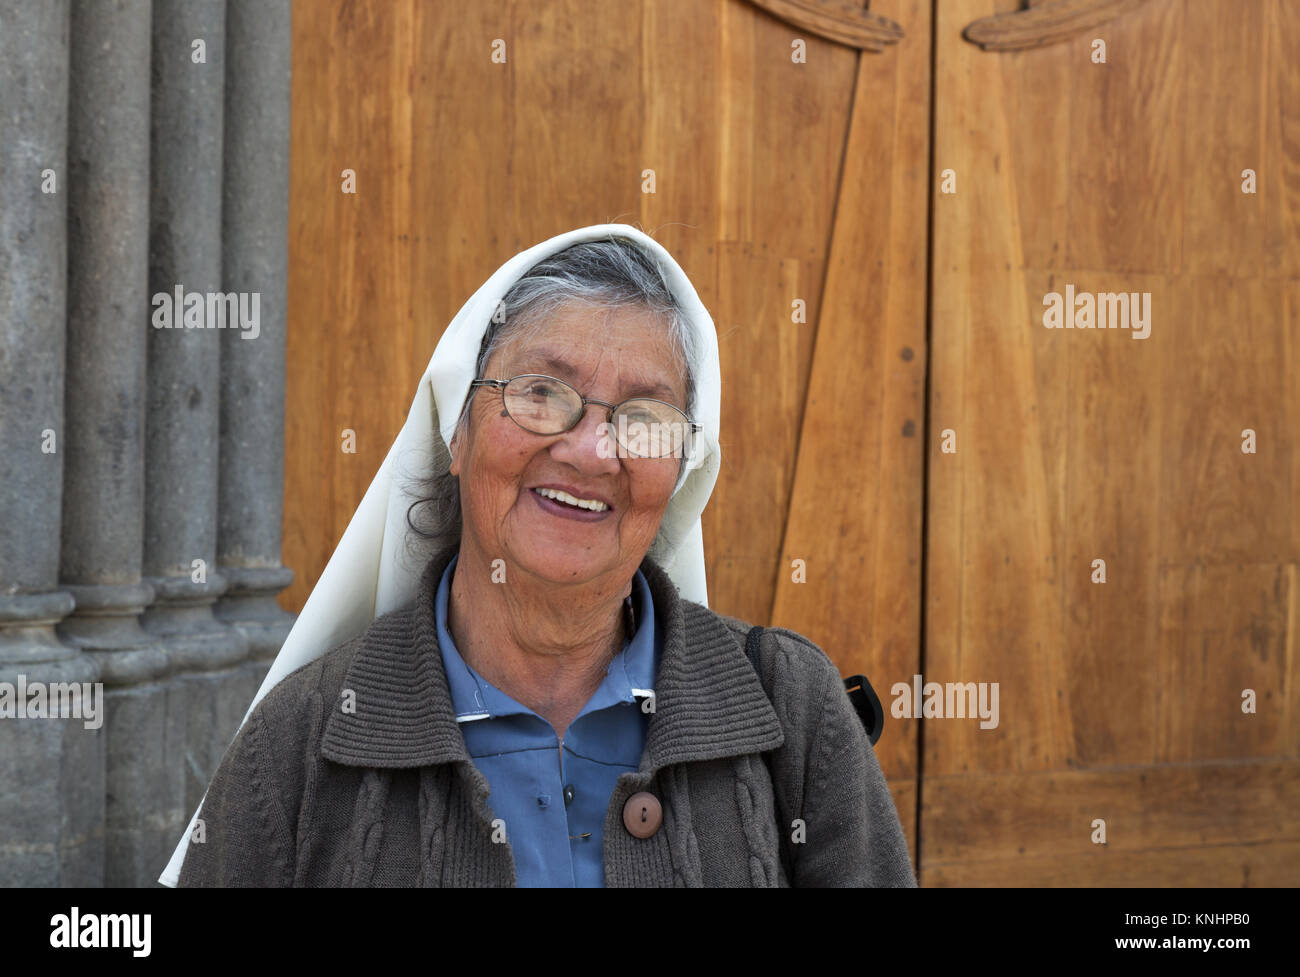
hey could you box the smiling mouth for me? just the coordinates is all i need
[531,486,609,512]
[529,486,613,521]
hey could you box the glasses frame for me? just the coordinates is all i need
[468,374,702,459]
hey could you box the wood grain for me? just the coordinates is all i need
[964,0,1152,52]
[922,760,1300,884]
[744,0,905,51]
[768,0,930,859]
[285,0,873,640]
[282,0,1298,887]
[925,0,1300,885]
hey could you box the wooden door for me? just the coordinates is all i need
[921,0,1300,885]
[283,0,1298,885]
[285,0,932,867]
[767,0,930,867]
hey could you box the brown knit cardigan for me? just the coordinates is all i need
[178,543,917,887]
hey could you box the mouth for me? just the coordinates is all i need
[529,486,613,522]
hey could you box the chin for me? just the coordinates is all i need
[517,548,610,583]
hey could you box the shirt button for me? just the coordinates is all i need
[622,792,662,839]
[563,784,575,806]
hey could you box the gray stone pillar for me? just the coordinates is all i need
[141,0,244,668]
[215,0,295,669]
[60,0,172,887]
[61,1,163,683]
[143,0,252,867]
[0,0,104,887]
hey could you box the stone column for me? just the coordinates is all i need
[215,0,295,677]
[0,0,104,887]
[59,0,172,887]
[142,0,251,854]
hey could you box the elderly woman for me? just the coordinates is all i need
[166,225,916,887]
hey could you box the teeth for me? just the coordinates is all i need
[534,487,608,512]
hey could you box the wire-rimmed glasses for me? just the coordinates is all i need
[468,374,700,459]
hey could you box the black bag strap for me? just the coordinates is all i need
[744,625,884,747]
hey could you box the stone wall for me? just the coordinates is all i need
[0,0,294,887]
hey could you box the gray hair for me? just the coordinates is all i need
[406,235,698,555]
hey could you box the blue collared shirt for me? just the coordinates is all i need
[434,554,660,887]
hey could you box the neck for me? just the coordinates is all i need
[446,541,634,739]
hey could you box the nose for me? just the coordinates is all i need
[548,402,621,476]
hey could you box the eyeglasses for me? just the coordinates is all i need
[469,374,701,459]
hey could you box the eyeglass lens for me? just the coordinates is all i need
[500,375,692,458]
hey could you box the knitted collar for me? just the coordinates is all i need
[320,542,783,771]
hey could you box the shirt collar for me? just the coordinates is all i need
[434,554,658,724]
[321,542,783,772]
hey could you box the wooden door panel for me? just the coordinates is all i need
[926,0,1300,885]
[284,0,1298,886]
[285,0,864,628]
[924,760,1300,885]
[769,0,931,862]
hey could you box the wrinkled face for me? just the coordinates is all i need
[449,300,688,589]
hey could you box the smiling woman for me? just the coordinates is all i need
[444,252,694,746]
[404,238,699,564]
[164,224,917,888]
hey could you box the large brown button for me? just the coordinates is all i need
[622,792,662,839]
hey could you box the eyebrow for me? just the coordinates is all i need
[516,351,679,402]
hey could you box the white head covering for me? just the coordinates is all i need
[158,222,722,886]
